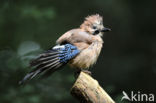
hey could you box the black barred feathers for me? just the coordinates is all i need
[19,44,80,84]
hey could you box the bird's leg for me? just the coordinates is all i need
[81,69,92,76]
[74,69,81,78]
[74,69,92,79]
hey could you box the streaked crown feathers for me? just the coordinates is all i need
[80,14,103,29]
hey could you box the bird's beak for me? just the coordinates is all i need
[101,27,111,32]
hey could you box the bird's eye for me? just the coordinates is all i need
[94,30,99,34]
[92,26,97,29]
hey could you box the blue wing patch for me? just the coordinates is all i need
[53,44,80,63]
[20,44,80,84]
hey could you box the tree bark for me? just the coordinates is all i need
[71,72,115,103]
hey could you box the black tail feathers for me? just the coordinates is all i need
[19,44,80,84]
[19,50,63,84]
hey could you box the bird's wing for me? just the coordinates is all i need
[19,44,80,84]
[19,29,92,84]
[73,42,90,50]
[56,29,92,45]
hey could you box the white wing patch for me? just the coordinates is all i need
[53,45,65,49]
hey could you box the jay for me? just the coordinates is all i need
[20,14,111,84]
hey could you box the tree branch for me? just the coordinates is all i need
[71,72,115,103]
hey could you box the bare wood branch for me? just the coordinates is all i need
[71,72,115,103]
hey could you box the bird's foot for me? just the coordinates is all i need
[74,70,92,79]
[74,70,81,79]
[81,70,92,76]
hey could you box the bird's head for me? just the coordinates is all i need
[80,14,111,37]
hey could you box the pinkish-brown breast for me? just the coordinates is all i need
[69,36,103,69]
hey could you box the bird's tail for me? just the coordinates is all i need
[19,44,80,84]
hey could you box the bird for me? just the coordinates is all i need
[19,14,111,84]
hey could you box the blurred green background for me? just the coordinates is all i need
[0,0,155,103]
